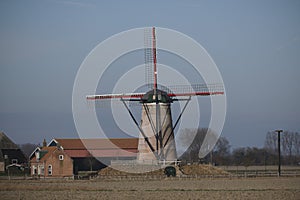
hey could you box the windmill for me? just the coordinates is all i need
[86,27,224,163]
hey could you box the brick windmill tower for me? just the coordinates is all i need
[87,27,224,163]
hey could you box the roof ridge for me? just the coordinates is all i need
[0,132,19,149]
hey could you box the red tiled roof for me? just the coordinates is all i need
[52,138,138,158]
[54,139,85,149]
[63,149,91,157]
[89,149,138,157]
[64,149,138,158]
[31,138,139,161]
[54,138,138,150]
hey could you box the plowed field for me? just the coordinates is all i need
[0,177,299,200]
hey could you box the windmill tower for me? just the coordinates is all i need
[137,89,177,162]
[86,27,224,163]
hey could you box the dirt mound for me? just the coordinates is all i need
[180,164,229,175]
[99,164,229,176]
[99,166,164,176]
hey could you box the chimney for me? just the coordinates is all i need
[43,139,47,147]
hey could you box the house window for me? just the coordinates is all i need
[11,159,18,164]
[38,165,44,175]
[35,152,40,162]
[32,166,37,175]
[48,165,52,176]
[59,155,64,161]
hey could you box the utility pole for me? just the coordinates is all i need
[275,129,283,177]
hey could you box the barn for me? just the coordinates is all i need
[0,132,27,173]
[30,138,138,177]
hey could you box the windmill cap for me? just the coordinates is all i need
[141,89,173,103]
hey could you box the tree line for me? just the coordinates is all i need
[179,129,300,166]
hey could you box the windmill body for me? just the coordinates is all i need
[138,89,177,162]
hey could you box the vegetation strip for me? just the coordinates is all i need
[0,186,113,192]
[143,188,299,192]
[0,186,298,193]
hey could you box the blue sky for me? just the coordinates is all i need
[0,0,299,149]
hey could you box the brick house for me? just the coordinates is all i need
[30,146,73,177]
[30,138,138,177]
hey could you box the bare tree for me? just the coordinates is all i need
[294,132,300,157]
[178,128,217,163]
[18,143,39,158]
[264,131,300,165]
[232,147,245,166]
[214,137,230,156]
[213,137,231,165]
[264,131,277,154]
[282,131,294,164]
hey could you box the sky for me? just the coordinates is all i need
[0,0,300,149]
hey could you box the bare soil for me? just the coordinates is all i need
[0,177,299,200]
[180,164,229,175]
[98,164,229,176]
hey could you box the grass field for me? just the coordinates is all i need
[0,177,299,200]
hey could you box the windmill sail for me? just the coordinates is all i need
[144,28,154,89]
[86,83,224,100]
